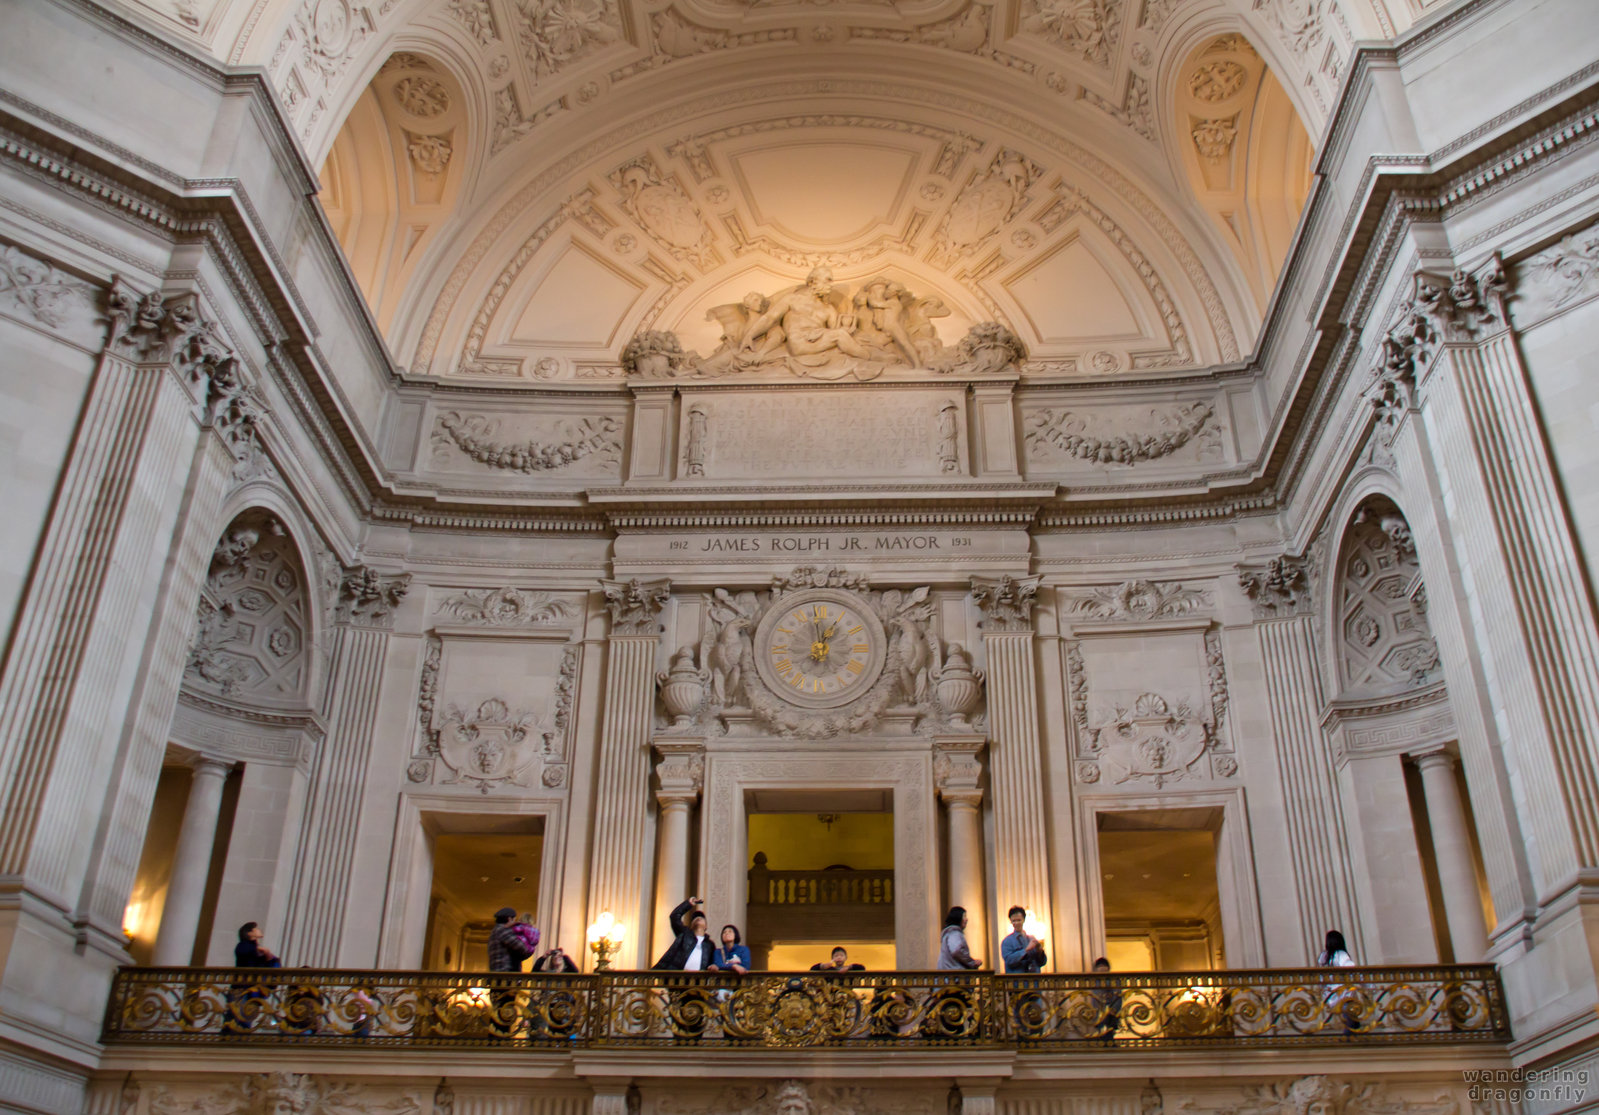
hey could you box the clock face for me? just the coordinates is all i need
[753,588,886,709]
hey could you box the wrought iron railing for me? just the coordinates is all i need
[102,965,1509,1049]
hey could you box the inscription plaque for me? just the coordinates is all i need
[682,391,963,479]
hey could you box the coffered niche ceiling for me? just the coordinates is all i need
[109,0,1369,385]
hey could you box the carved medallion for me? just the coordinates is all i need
[752,588,887,709]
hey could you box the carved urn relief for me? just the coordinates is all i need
[932,643,984,728]
[658,645,707,728]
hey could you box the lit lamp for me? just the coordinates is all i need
[1022,914,1047,941]
[586,912,627,971]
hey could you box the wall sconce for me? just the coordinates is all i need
[817,813,841,831]
[586,911,627,971]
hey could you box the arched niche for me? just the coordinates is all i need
[126,509,326,965]
[320,50,468,332]
[1172,33,1313,311]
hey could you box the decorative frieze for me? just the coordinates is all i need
[602,577,671,634]
[1513,219,1599,324]
[1237,555,1312,618]
[1061,578,1210,622]
[1170,1073,1456,1115]
[435,587,577,626]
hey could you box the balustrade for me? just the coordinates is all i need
[748,867,895,906]
[103,965,1509,1049]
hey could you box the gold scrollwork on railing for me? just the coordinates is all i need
[102,966,1509,1049]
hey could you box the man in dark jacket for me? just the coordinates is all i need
[653,897,714,970]
[653,897,714,1040]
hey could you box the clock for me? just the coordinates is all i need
[752,588,886,709]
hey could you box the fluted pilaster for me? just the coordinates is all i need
[1255,613,1360,961]
[282,568,408,964]
[1426,327,1599,896]
[970,576,1049,945]
[589,579,669,968]
[0,286,218,916]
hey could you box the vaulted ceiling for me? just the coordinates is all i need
[104,0,1439,384]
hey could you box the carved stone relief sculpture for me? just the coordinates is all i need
[435,587,577,625]
[1025,401,1219,465]
[1087,691,1211,786]
[1336,504,1440,693]
[431,411,622,473]
[658,569,983,739]
[410,637,578,790]
[0,244,96,331]
[1169,1073,1457,1115]
[1060,578,1211,622]
[149,1070,422,1115]
[1237,554,1312,618]
[655,1077,939,1115]
[623,271,1025,382]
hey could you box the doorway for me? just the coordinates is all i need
[1097,807,1225,971]
[422,815,544,972]
[744,789,895,971]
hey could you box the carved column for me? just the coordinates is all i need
[0,285,239,974]
[281,566,410,964]
[589,578,669,968]
[969,575,1049,950]
[652,741,704,959]
[935,737,988,963]
[1238,557,1362,962]
[152,755,233,965]
[1394,263,1599,905]
[1414,749,1489,962]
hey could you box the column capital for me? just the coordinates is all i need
[1412,746,1457,772]
[934,736,985,801]
[1236,554,1313,618]
[1364,260,1509,418]
[602,577,670,635]
[654,740,705,799]
[970,574,1041,632]
[335,565,411,628]
[185,753,234,779]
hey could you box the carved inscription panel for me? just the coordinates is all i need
[682,390,963,479]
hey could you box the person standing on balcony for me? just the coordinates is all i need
[937,906,982,970]
[709,925,750,974]
[654,897,715,970]
[1001,906,1047,973]
[533,947,578,972]
[487,908,536,972]
[811,946,865,972]
[1316,929,1363,1034]
[486,907,535,1038]
[224,922,280,1034]
[654,897,715,1040]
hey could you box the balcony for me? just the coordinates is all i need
[103,965,1508,1050]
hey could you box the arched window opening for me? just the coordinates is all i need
[319,52,466,332]
[1175,34,1314,310]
